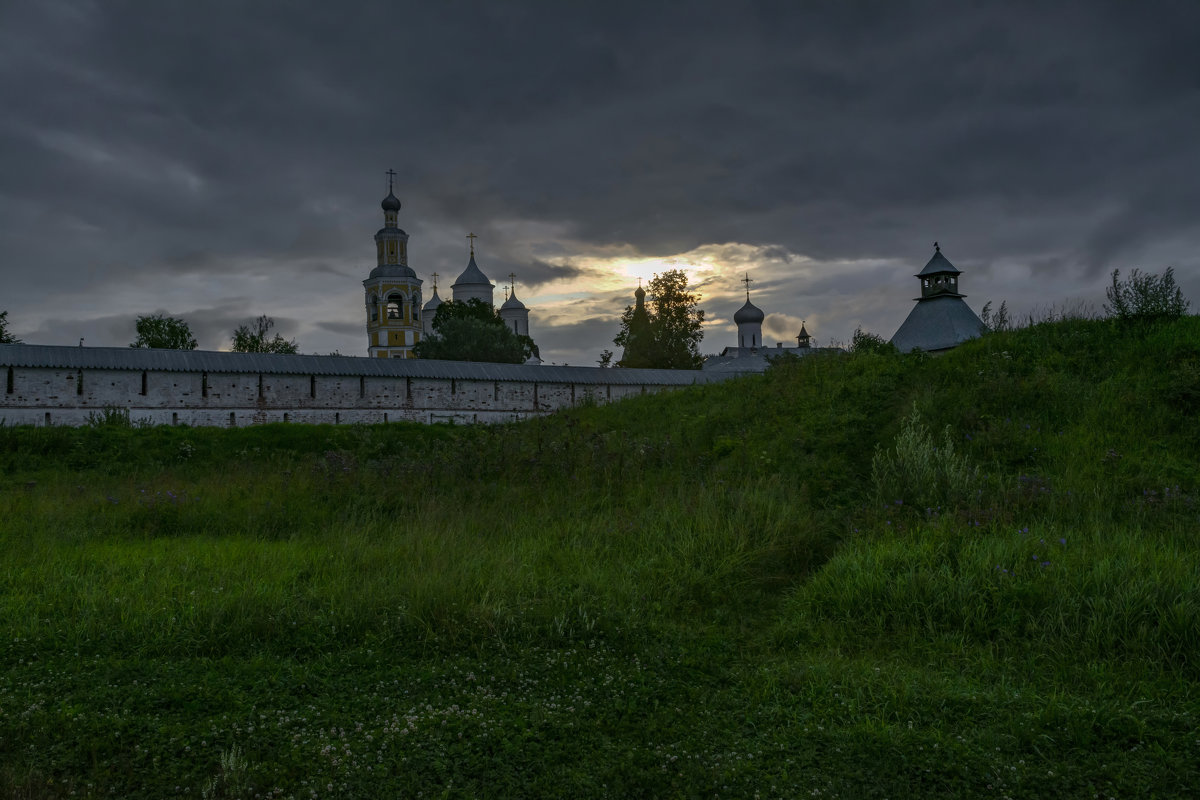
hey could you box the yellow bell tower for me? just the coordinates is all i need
[363,170,423,358]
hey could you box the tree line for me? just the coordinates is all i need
[2,267,714,367]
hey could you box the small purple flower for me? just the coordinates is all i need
[1058,538,1066,546]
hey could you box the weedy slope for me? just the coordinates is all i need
[1,316,1198,798]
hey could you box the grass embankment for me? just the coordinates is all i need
[1,316,1198,798]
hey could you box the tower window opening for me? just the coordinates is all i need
[140,371,148,396]
[6,366,13,394]
[387,294,401,319]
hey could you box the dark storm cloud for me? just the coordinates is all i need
[2,0,1199,360]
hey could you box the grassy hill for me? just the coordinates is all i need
[1,315,1198,798]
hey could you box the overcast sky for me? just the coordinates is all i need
[2,0,1198,364]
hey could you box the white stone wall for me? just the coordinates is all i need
[0,365,682,427]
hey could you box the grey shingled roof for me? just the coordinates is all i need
[916,249,961,277]
[890,295,985,353]
[0,344,722,386]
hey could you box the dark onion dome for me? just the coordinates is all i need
[453,254,491,287]
[381,191,402,213]
[733,298,765,324]
[634,285,646,300]
[368,264,418,280]
[501,288,527,311]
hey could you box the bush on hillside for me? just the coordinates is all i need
[980,300,1013,333]
[1104,267,1190,323]
[871,404,978,511]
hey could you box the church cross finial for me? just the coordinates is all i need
[934,241,940,253]
[742,273,753,300]
[466,232,477,257]
[431,271,439,291]
[386,168,397,193]
[508,272,517,292]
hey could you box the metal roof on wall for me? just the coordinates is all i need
[0,344,724,386]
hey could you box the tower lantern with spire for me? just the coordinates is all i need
[796,321,812,348]
[363,170,424,358]
[889,241,986,353]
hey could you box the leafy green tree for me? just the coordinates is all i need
[231,315,298,354]
[850,327,897,355]
[613,270,704,369]
[0,310,18,344]
[415,299,537,363]
[130,313,197,350]
[1104,267,1190,323]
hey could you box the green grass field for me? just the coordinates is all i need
[2,315,1198,798]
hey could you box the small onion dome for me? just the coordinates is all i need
[422,286,443,313]
[501,288,527,311]
[381,191,402,212]
[733,298,765,324]
[368,264,418,280]
[634,285,646,301]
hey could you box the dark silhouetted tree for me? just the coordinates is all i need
[130,313,198,350]
[415,298,537,363]
[613,270,704,369]
[0,311,18,344]
[231,315,298,354]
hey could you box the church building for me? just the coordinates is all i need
[362,176,534,359]
[703,276,829,372]
[889,243,986,353]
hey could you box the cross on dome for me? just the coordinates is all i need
[742,273,753,299]
[466,232,478,256]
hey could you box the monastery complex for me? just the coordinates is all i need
[0,181,986,427]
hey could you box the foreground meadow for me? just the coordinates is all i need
[2,316,1198,798]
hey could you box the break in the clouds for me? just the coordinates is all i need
[2,0,1199,363]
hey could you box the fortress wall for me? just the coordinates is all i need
[1,365,684,427]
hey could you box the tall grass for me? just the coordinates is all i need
[2,315,1199,797]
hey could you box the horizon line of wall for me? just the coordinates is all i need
[1,365,722,427]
